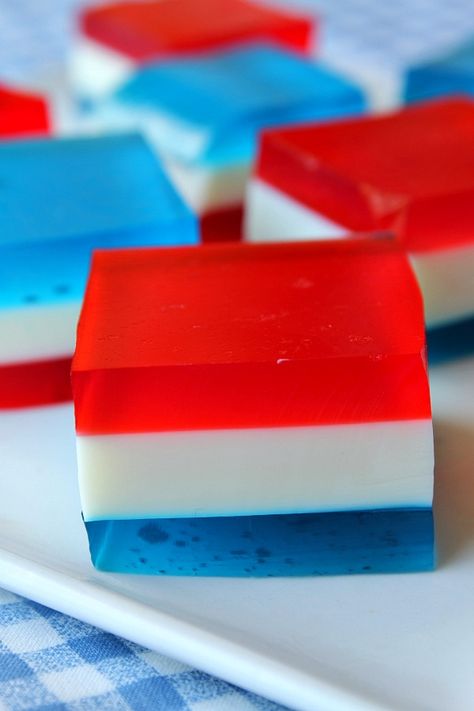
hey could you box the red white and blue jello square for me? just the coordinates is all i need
[246,98,474,362]
[0,85,49,138]
[0,133,197,409]
[94,44,366,241]
[73,239,434,577]
[72,0,315,99]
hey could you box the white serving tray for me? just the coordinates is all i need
[0,357,473,711]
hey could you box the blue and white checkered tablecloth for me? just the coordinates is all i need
[1,1,474,710]
[0,589,285,711]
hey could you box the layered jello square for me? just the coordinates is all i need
[73,239,434,577]
[72,0,314,99]
[246,98,474,361]
[0,85,49,138]
[94,44,366,241]
[404,38,474,103]
[0,133,197,408]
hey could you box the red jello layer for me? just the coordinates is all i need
[0,357,71,409]
[0,86,49,138]
[73,239,430,435]
[81,0,314,62]
[200,205,243,243]
[256,98,474,253]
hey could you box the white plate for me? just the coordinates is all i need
[0,358,473,711]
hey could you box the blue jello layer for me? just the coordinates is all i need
[85,508,435,576]
[113,45,366,166]
[404,39,474,103]
[427,314,474,364]
[0,133,198,311]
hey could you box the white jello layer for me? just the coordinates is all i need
[77,419,434,521]
[245,178,474,328]
[0,302,80,365]
[71,37,136,99]
[165,159,250,214]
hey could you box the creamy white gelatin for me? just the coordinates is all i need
[77,419,434,521]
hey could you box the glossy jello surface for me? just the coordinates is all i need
[0,85,49,138]
[111,45,366,165]
[256,98,474,253]
[86,508,435,576]
[0,133,197,312]
[81,0,314,61]
[73,239,431,434]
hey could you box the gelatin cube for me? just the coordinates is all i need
[74,239,434,575]
[81,0,315,61]
[0,133,197,407]
[107,45,366,165]
[405,38,474,104]
[72,240,431,435]
[85,508,435,576]
[0,85,49,138]
[256,98,474,252]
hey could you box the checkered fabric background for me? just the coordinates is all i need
[1,0,474,81]
[0,589,286,711]
[1,1,473,709]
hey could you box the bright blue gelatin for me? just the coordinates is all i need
[404,38,474,103]
[85,508,435,576]
[111,44,367,166]
[427,315,474,364]
[0,133,198,311]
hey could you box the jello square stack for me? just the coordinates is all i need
[72,239,435,576]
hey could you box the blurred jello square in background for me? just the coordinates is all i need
[245,98,474,363]
[0,84,50,137]
[72,0,315,99]
[92,44,366,242]
[0,133,198,409]
[404,36,474,103]
[73,239,434,577]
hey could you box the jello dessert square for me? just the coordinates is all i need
[0,133,197,408]
[0,85,49,138]
[73,239,434,576]
[404,37,474,104]
[246,98,474,362]
[72,0,315,99]
[93,44,366,241]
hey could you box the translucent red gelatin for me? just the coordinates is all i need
[200,205,243,243]
[81,0,314,61]
[0,358,72,409]
[256,98,474,253]
[73,240,431,435]
[0,85,49,138]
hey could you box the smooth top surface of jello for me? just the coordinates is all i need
[73,239,431,434]
[0,133,197,309]
[110,45,366,165]
[256,98,474,253]
[0,85,49,137]
[81,0,313,61]
[405,38,474,103]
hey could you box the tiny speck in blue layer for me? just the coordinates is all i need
[0,133,198,312]
[110,44,367,166]
[85,507,435,577]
